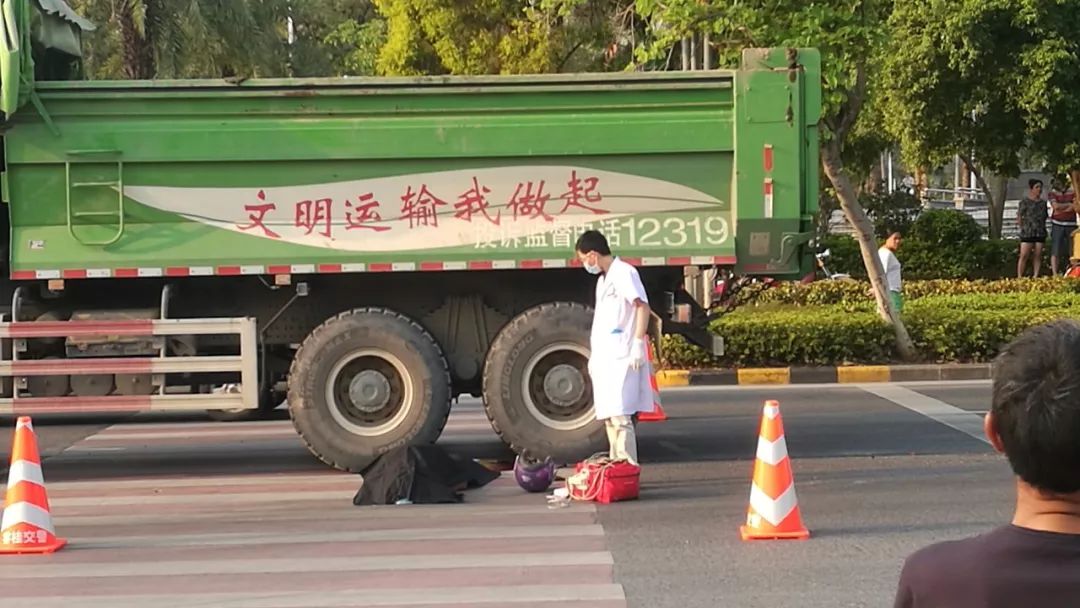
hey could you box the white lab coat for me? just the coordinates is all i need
[587,258,654,420]
[878,247,902,292]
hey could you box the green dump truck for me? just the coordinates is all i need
[0,0,821,471]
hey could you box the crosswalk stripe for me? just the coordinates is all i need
[0,552,616,579]
[23,584,627,608]
[0,471,621,604]
[0,408,624,607]
[75,523,606,549]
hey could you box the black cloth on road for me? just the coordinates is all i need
[352,444,500,506]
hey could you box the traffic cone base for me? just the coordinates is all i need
[0,529,67,555]
[740,527,809,541]
[738,400,810,541]
[740,511,810,541]
[0,416,66,555]
[638,337,667,423]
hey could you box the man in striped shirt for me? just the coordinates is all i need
[1048,178,1076,276]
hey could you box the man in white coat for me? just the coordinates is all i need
[575,230,653,466]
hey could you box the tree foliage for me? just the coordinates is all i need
[632,0,916,358]
[1012,0,1080,193]
[882,0,1027,238]
[370,0,631,76]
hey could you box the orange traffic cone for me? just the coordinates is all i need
[638,338,667,422]
[0,417,66,554]
[739,400,809,541]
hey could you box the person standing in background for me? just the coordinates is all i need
[878,232,903,313]
[1017,179,1048,278]
[1048,178,1077,276]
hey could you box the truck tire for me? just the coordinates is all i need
[482,302,606,463]
[288,308,452,472]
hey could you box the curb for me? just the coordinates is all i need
[655,364,992,387]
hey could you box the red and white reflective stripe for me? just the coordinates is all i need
[763,144,774,172]
[0,319,156,339]
[11,256,738,281]
[0,355,235,376]
[764,179,774,218]
[0,393,248,415]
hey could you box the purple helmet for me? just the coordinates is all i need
[513,453,556,493]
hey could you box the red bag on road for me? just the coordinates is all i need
[566,456,640,504]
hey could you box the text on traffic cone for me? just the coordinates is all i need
[1,416,67,555]
[739,400,809,541]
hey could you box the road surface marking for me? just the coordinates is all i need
[859,384,989,445]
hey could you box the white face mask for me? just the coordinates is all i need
[585,263,602,275]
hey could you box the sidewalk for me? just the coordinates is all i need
[656,363,991,387]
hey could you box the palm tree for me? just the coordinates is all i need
[75,0,287,79]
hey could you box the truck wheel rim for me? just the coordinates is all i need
[521,342,593,431]
[325,349,413,437]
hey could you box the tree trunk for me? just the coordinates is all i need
[916,167,930,199]
[862,162,883,195]
[988,174,1007,239]
[118,4,155,79]
[822,144,917,361]
[963,156,1006,239]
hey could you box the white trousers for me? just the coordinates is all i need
[604,415,638,466]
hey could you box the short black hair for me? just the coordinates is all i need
[574,230,611,256]
[991,319,1080,494]
[1029,178,1044,189]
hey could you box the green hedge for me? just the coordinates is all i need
[660,288,1080,369]
[754,277,1080,309]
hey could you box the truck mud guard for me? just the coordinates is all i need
[0,317,258,415]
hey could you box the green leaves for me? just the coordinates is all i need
[755,276,1080,309]
[371,0,627,76]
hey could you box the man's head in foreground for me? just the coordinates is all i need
[989,319,1080,502]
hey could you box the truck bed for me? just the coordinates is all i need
[5,71,742,280]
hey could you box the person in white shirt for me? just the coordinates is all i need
[574,230,652,466]
[878,232,904,312]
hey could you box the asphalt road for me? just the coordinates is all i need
[601,382,1008,608]
[0,381,1008,608]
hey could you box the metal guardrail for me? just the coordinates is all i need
[0,317,258,415]
[828,199,1028,240]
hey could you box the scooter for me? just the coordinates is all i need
[814,249,853,281]
[705,249,851,322]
